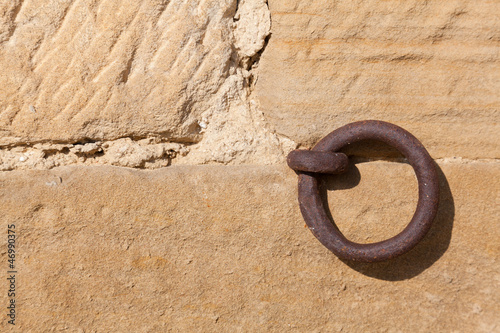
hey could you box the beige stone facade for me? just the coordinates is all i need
[0,0,499,331]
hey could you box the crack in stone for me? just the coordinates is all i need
[0,137,192,171]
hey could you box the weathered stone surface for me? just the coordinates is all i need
[0,163,498,331]
[0,0,238,145]
[0,0,298,168]
[254,0,500,159]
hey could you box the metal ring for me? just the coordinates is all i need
[287,120,439,262]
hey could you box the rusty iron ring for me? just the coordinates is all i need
[287,120,439,262]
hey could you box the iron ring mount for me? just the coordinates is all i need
[287,120,440,262]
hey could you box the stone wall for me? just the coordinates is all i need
[0,0,499,331]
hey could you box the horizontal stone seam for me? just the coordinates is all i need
[0,153,499,173]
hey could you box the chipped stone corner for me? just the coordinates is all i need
[178,0,297,166]
[233,0,272,70]
[176,79,297,166]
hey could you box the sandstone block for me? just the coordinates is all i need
[0,162,498,331]
[254,0,500,159]
[0,0,238,145]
